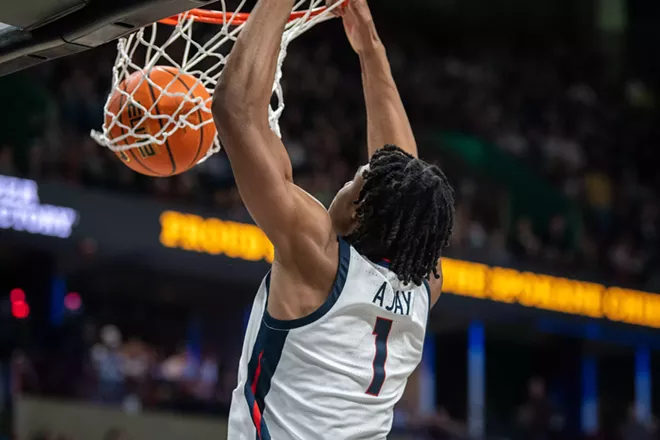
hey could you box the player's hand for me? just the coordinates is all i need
[327,0,379,55]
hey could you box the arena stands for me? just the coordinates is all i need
[2,27,659,289]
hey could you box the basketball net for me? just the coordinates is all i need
[91,0,341,164]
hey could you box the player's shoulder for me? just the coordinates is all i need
[261,236,350,329]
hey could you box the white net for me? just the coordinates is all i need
[91,0,340,164]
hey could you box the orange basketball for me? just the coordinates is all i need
[105,66,216,177]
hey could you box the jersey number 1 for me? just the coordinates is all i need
[366,316,393,396]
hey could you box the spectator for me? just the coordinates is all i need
[90,325,125,404]
[620,404,654,440]
[583,167,614,238]
[515,377,564,440]
[191,352,219,402]
[486,228,512,266]
[510,217,542,258]
[542,214,572,263]
[608,235,645,281]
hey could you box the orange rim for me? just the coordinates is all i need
[158,5,338,26]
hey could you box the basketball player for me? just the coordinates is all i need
[212,0,455,438]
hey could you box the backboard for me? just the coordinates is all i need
[0,0,218,77]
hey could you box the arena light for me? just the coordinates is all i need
[11,300,29,319]
[9,288,25,303]
[64,292,82,312]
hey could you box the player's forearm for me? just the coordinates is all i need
[213,0,295,119]
[359,42,418,158]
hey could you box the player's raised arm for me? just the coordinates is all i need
[333,0,418,158]
[212,0,333,257]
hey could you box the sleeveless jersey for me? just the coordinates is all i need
[227,238,431,439]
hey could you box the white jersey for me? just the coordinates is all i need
[228,238,431,440]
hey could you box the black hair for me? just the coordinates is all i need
[345,144,455,286]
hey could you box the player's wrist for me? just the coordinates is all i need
[355,31,384,57]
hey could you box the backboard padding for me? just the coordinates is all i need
[0,0,218,77]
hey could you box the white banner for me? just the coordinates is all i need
[0,175,78,238]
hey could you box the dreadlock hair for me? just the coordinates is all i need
[345,144,455,286]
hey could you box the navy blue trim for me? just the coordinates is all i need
[375,260,390,269]
[422,279,432,304]
[243,321,289,440]
[262,237,351,330]
[422,278,433,324]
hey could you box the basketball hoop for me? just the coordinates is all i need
[91,1,342,165]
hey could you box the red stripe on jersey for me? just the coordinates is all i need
[250,350,265,437]
[251,350,264,395]
[252,401,263,437]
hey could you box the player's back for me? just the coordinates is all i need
[228,238,430,440]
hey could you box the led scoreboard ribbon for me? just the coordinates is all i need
[160,210,274,263]
[442,258,660,329]
[160,210,660,329]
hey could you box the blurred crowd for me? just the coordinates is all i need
[13,322,237,417]
[403,42,660,285]
[1,24,659,286]
[2,27,659,288]
[17,355,659,440]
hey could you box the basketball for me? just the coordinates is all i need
[105,66,216,177]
